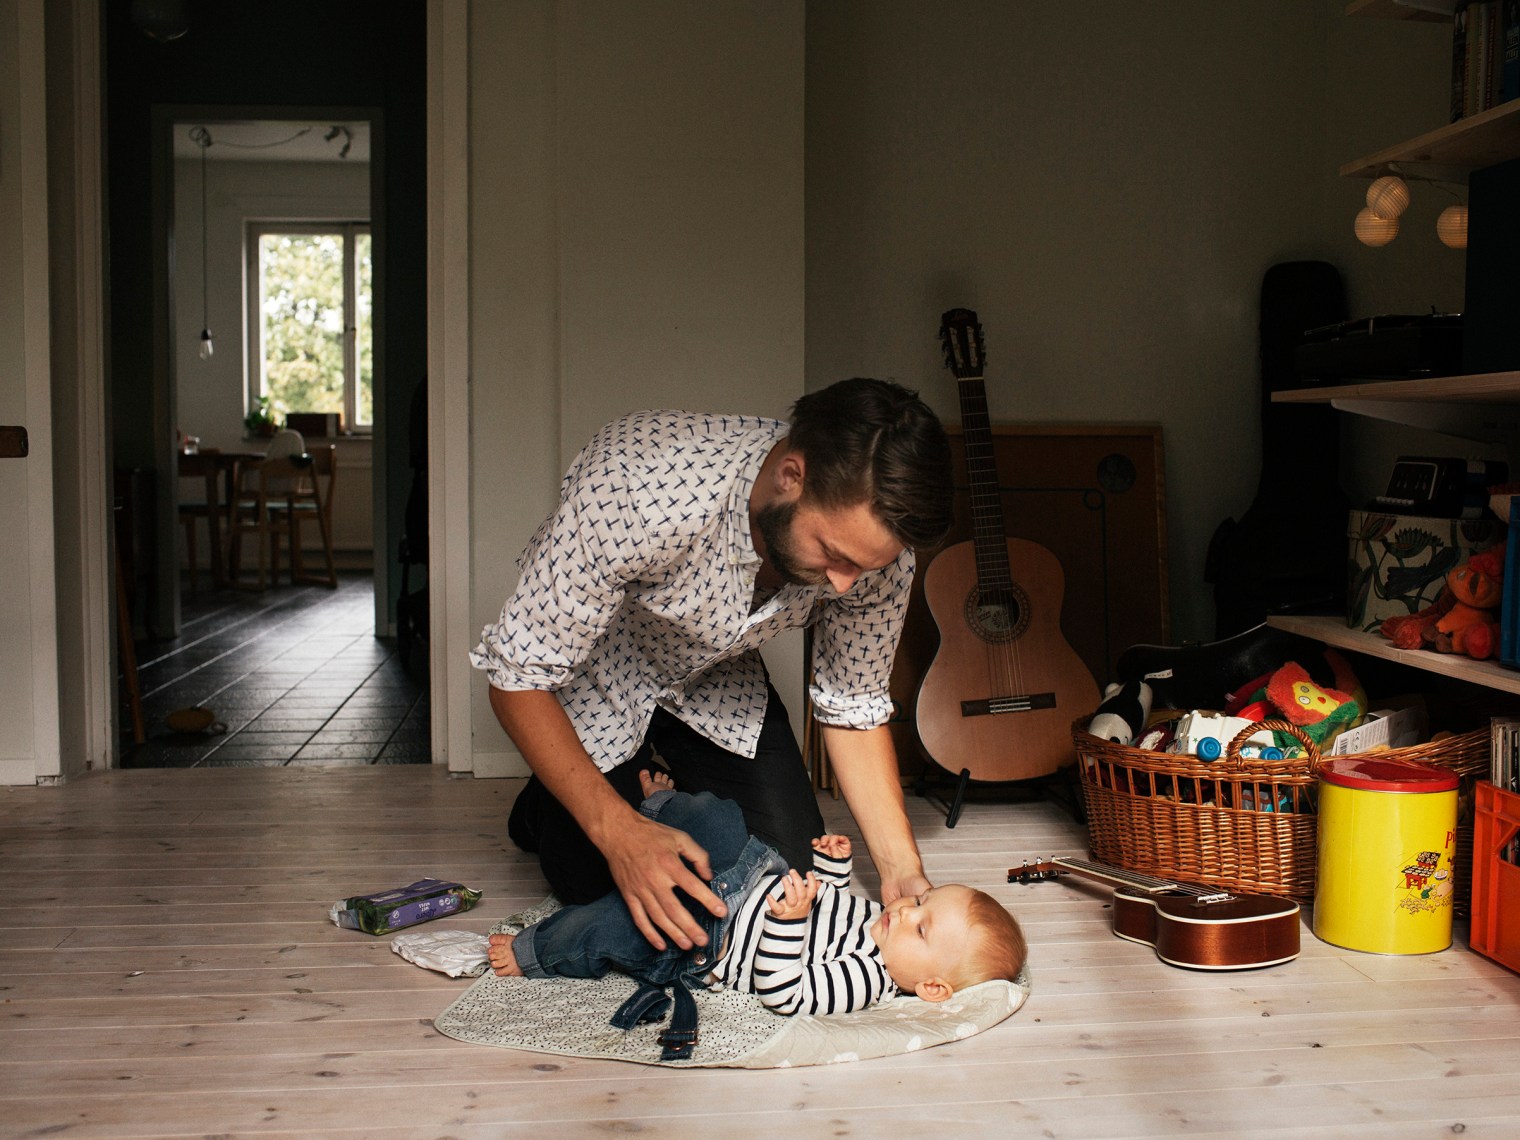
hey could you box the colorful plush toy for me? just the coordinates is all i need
[1381,546,1506,660]
[1236,648,1366,751]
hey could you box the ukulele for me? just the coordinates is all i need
[914,308,1099,782]
[1010,857,1302,970]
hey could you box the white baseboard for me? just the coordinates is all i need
[470,749,530,778]
[0,757,40,786]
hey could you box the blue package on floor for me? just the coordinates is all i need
[330,877,483,935]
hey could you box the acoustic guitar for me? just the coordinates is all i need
[914,308,1099,783]
[1010,857,1302,970]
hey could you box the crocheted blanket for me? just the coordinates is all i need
[432,901,1030,1069]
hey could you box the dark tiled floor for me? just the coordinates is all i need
[123,572,429,768]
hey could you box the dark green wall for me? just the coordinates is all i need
[104,0,426,636]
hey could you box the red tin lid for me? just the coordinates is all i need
[1319,755,1459,793]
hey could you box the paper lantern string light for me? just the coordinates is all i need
[1354,168,1467,250]
[1367,174,1411,219]
[1437,204,1468,249]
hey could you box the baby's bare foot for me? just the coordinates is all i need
[639,768,675,799]
[487,932,522,977]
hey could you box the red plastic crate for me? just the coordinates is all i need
[1471,782,1520,974]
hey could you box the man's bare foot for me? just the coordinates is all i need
[487,932,523,977]
[639,768,675,799]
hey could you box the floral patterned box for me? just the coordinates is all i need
[1346,511,1506,633]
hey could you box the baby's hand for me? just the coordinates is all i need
[766,869,819,921]
[812,834,851,861]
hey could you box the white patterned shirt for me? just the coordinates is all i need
[712,845,895,1015]
[469,410,914,770]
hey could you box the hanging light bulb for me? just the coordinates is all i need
[1366,174,1411,219]
[192,125,214,362]
[1355,207,1398,247]
[1437,204,1469,249]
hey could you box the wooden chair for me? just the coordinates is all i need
[177,448,225,591]
[227,430,309,591]
[270,443,338,588]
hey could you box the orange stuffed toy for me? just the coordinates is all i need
[1381,546,1506,660]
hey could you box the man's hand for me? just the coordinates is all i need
[880,870,932,910]
[766,869,819,921]
[488,689,727,954]
[811,834,851,861]
[820,724,931,910]
[597,809,727,952]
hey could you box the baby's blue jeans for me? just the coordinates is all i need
[512,788,787,985]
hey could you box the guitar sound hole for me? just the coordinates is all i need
[963,583,1030,644]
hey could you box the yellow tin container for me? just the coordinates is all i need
[1313,755,1459,954]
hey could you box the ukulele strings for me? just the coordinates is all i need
[1056,858,1216,900]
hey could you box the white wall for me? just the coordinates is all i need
[0,0,62,784]
[805,0,1462,644]
[466,0,807,775]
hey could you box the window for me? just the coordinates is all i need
[248,223,373,431]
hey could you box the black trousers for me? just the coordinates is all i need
[507,684,826,904]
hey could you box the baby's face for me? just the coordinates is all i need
[869,884,975,998]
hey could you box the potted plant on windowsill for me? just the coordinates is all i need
[243,396,279,440]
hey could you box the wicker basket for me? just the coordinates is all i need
[1073,717,1489,908]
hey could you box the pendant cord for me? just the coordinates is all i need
[190,126,213,342]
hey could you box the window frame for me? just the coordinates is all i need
[245,220,374,434]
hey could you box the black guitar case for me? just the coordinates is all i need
[1205,261,1349,639]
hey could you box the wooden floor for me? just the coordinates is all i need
[4,765,1520,1138]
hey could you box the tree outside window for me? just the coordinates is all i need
[250,223,372,432]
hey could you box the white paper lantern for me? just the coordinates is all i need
[1367,175,1411,219]
[1437,204,1469,249]
[1355,207,1398,247]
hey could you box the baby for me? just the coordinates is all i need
[489,771,1026,1016]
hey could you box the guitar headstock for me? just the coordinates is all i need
[1007,860,1064,884]
[939,307,986,380]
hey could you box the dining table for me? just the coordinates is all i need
[179,446,267,587]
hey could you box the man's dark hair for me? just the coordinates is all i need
[787,378,954,550]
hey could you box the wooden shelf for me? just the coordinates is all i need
[1341,99,1520,177]
[1346,0,1450,21]
[1267,614,1520,696]
[1272,371,1520,404]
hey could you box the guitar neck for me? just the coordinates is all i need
[1052,857,1181,895]
[955,374,1013,592]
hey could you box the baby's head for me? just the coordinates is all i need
[869,884,1026,1003]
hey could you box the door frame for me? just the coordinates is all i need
[57,1,468,773]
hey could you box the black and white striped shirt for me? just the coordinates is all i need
[711,846,896,1015]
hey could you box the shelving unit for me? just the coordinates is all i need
[1267,614,1520,696]
[1341,99,1520,178]
[1270,370,1520,443]
[1334,3,1518,964]
[1347,0,1449,23]
[1262,7,1520,698]
[1273,371,1520,404]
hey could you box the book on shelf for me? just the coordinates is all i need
[1503,495,1520,667]
[1490,714,1520,789]
[1504,0,1520,102]
[1454,1,1469,121]
[1451,1,1518,119]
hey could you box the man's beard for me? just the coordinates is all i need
[754,499,828,587]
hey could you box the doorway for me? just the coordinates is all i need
[169,117,377,596]
[100,1,431,771]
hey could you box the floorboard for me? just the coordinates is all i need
[2,764,1518,1138]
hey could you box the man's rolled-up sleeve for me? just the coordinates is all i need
[806,549,914,729]
[469,450,645,692]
